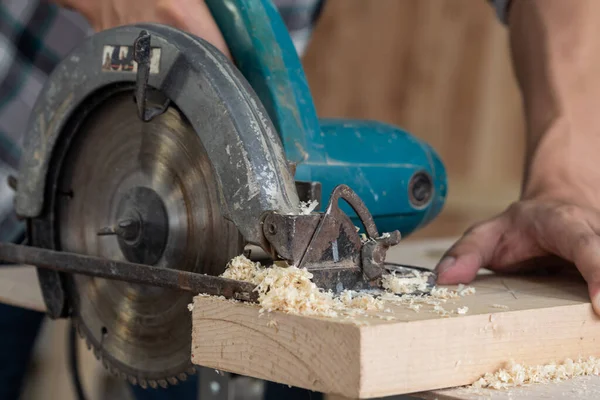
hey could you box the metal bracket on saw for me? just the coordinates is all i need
[132,30,170,122]
[262,184,401,292]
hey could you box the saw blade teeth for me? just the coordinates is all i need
[71,316,194,389]
[167,377,179,386]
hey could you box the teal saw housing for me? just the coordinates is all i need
[206,0,448,237]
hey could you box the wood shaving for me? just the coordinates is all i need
[458,284,477,296]
[220,255,383,318]
[457,306,469,315]
[337,290,385,313]
[266,319,278,328]
[218,255,477,319]
[433,304,450,317]
[187,303,194,311]
[382,270,433,294]
[459,287,476,296]
[490,304,510,310]
[430,287,460,299]
[471,357,600,389]
[221,255,338,317]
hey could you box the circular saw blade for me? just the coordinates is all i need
[56,90,244,387]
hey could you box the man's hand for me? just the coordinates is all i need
[436,200,600,314]
[54,0,231,58]
[437,0,600,315]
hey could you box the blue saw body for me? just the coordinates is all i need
[205,0,447,237]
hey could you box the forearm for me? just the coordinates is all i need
[508,0,600,205]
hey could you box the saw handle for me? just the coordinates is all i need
[205,0,448,238]
[204,0,323,165]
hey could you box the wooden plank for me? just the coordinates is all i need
[191,239,600,399]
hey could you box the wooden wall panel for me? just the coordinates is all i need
[301,0,528,236]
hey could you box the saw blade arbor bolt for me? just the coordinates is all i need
[97,218,141,242]
[116,218,141,242]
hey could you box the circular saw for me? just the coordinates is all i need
[1,0,447,390]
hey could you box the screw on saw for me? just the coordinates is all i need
[133,30,170,122]
[97,218,141,242]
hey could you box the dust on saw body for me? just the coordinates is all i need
[10,0,447,389]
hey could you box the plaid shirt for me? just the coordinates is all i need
[0,0,507,244]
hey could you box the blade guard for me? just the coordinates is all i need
[15,24,302,317]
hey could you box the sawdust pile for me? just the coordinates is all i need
[219,255,476,319]
[381,269,431,294]
[220,255,384,318]
[471,357,600,389]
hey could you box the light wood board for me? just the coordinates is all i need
[191,238,600,399]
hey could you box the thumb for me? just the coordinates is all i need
[435,216,507,284]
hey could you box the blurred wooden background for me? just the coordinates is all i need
[302,0,526,238]
[21,1,527,399]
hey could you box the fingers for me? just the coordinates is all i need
[432,200,600,316]
[435,216,508,285]
[520,204,600,314]
[553,223,600,313]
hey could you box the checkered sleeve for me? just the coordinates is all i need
[0,0,90,243]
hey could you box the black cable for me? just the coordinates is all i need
[68,320,88,400]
